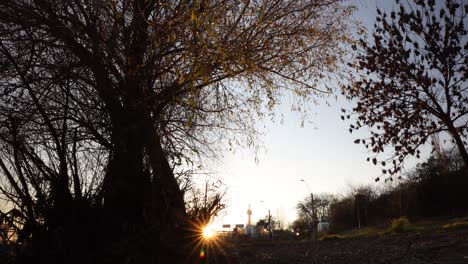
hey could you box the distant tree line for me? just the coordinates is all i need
[294,152,468,233]
[332,152,467,232]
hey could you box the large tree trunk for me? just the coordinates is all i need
[79,1,190,259]
[96,111,155,264]
[101,0,154,228]
[447,122,468,173]
[101,108,188,263]
[103,111,148,226]
[143,117,188,262]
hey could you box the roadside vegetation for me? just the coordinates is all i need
[293,151,468,238]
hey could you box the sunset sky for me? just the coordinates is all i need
[195,0,435,230]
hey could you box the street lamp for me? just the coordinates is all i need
[300,179,316,239]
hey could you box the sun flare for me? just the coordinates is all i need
[202,226,214,239]
[185,221,228,259]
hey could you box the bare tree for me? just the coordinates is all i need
[275,208,287,230]
[296,193,335,233]
[185,181,226,229]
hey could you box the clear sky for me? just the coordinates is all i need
[198,1,427,230]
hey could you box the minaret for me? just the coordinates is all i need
[247,204,252,226]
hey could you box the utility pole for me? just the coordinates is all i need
[310,192,316,238]
[268,209,272,240]
[356,196,361,230]
[301,179,316,240]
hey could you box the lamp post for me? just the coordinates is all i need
[300,179,316,239]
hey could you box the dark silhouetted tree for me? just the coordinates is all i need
[0,0,352,263]
[296,193,334,232]
[291,217,309,234]
[344,0,468,178]
[350,186,373,229]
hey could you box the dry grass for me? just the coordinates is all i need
[221,224,468,264]
[319,234,345,241]
[442,221,468,230]
[384,217,411,234]
[348,227,380,238]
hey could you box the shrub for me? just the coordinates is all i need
[387,217,410,233]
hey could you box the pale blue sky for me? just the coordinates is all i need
[203,1,431,229]
[215,97,382,227]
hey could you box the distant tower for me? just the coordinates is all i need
[247,205,252,226]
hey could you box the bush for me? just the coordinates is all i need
[387,217,410,233]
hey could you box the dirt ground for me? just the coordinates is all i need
[207,228,468,264]
[1,223,467,263]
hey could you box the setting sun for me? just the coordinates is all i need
[202,226,215,239]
